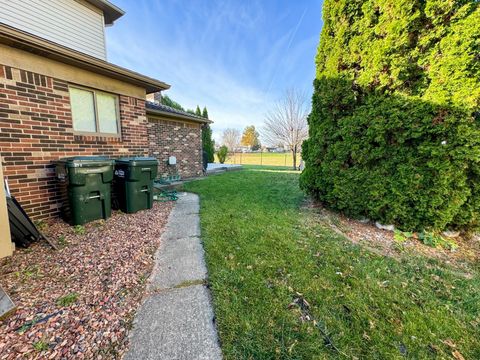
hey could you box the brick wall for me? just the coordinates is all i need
[147,117,203,179]
[0,64,148,220]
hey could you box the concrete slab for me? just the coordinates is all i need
[206,163,242,175]
[149,236,207,290]
[126,193,222,359]
[163,213,201,239]
[125,285,221,360]
[171,199,200,216]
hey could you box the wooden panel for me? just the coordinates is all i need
[0,0,106,59]
[0,157,13,259]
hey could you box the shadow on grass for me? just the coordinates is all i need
[185,164,480,359]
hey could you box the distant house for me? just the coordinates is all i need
[265,146,286,153]
[0,0,211,223]
[237,146,252,153]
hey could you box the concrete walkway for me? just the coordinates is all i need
[206,163,242,175]
[125,193,222,360]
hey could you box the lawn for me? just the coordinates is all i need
[217,152,300,167]
[185,165,480,359]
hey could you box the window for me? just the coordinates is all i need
[69,86,120,135]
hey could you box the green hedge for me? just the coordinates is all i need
[301,0,480,231]
[202,124,215,163]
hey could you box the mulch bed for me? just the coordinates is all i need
[306,202,480,274]
[0,201,174,359]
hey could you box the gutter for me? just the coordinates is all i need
[85,0,125,25]
[147,108,213,124]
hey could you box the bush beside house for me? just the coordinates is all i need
[216,146,228,164]
[301,0,480,231]
[200,108,215,163]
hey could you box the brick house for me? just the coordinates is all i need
[0,0,211,227]
[146,101,210,179]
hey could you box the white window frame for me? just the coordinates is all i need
[69,85,121,137]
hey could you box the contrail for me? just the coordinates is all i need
[264,6,308,98]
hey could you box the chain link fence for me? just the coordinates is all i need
[221,152,299,168]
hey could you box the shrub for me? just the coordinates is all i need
[33,340,49,352]
[73,225,86,235]
[202,124,215,163]
[301,0,480,231]
[216,146,229,164]
[56,292,79,307]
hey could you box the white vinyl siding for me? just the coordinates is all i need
[0,0,107,59]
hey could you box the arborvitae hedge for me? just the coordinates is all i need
[202,124,215,163]
[301,0,480,231]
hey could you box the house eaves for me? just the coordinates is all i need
[146,102,213,124]
[84,0,125,25]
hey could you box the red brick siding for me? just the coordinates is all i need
[0,64,148,220]
[147,118,203,179]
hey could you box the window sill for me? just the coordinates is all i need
[74,132,122,142]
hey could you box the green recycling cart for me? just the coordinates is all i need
[114,157,158,213]
[55,156,114,225]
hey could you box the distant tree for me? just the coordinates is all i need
[263,89,308,170]
[161,95,185,111]
[216,145,229,164]
[195,105,202,117]
[221,128,241,152]
[202,124,215,163]
[241,125,261,150]
[202,107,209,119]
[186,109,196,115]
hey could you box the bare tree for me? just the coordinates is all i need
[221,128,241,152]
[263,88,309,169]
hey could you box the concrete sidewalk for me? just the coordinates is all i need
[125,193,222,360]
[206,163,242,175]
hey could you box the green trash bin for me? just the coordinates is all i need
[55,156,114,225]
[114,157,158,213]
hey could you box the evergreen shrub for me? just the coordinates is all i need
[301,0,480,231]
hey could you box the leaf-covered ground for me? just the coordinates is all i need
[0,202,173,359]
[185,165,480,359]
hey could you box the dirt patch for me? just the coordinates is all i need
[305,201,480,272]
[0,201,174,359]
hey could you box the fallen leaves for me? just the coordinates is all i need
[442,339,466,360]
[452,350,466,360]
[309,204,480,268]
[0,202,173,359]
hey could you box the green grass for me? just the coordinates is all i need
[33,340,49,352]
[72,225,86,235]
[185,165,480,359]
[56,292,79,307]
[216,152,300,167]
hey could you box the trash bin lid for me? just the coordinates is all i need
[115,157,158,167]
[57,156,114,168]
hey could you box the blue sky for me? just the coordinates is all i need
[106,0,323,142]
